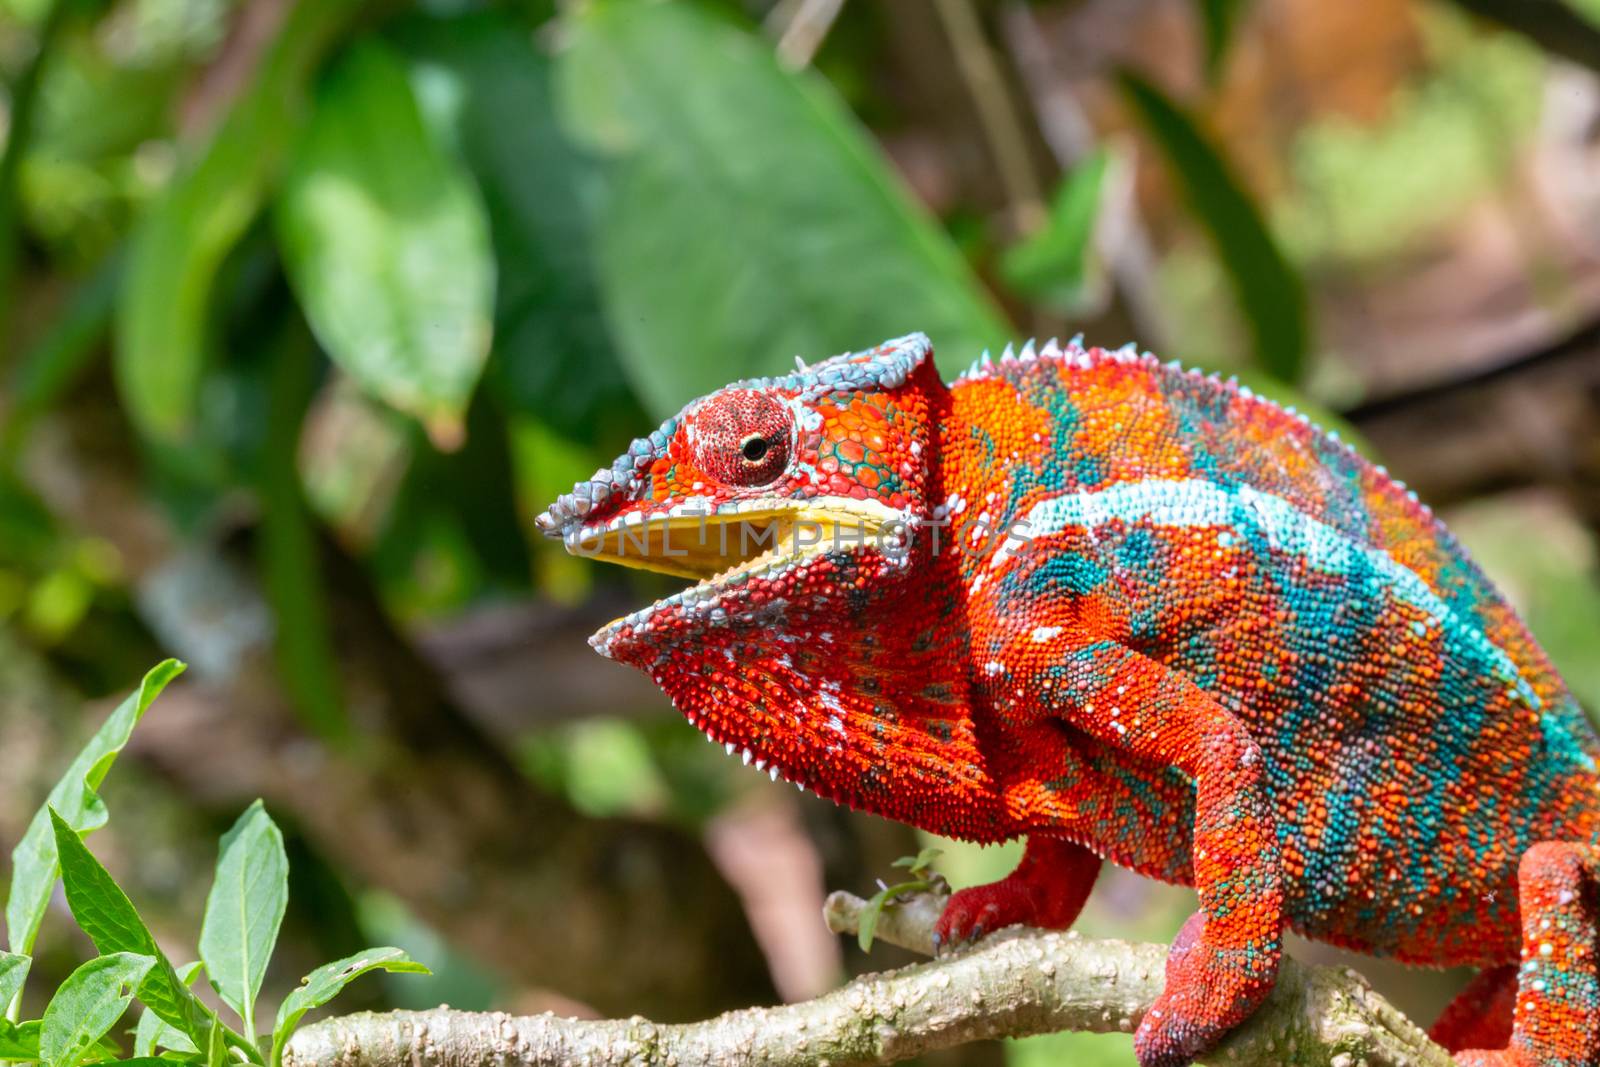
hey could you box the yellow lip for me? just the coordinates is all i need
[565,498,901,583]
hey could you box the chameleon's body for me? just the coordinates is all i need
[537,334,1600,1066]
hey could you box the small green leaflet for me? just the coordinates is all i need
[0,1020,40,1061]
[205,1017,227,1067]
[270,949,429,1066]
[858,849,944,952]
[0,955,29,1018]
[40,952,155,1067]
[132,962,203,1058]
[7,660,185,959]
[48,811,216,1051]
[198,801,288,1040]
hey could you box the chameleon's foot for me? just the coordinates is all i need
[1453,842,1600,1067]
[932,836,1098,951]
[1133,911,1279,1067]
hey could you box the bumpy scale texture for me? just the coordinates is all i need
[537,334,1600,1066]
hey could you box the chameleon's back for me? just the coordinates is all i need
[946,345,1600,965]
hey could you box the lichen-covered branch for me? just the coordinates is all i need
[285,890,1455,1067]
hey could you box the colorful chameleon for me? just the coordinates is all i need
[536,334,1600,1066]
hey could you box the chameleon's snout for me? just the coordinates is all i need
[536,422,677,539]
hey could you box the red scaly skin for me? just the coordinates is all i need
[537,334,1600,1066]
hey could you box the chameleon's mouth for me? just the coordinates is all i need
[557,497,906,642]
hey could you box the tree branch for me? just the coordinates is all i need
[285,890,1454,1067]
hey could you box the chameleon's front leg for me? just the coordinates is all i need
[934,836,1101,950]
[1042,638,1285,1067]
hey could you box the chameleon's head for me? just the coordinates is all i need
[536,333,940,626]
[537,335,996,820]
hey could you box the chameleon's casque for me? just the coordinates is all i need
[537,334,1600,1067]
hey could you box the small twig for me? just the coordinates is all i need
[931,0,1046,235]
[768,0,847,70]
[285,890,1454,1067]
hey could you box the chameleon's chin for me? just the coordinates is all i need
[564,496,910,660]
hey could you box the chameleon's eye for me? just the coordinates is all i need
[693,390,791,487]
[740,434,770,464]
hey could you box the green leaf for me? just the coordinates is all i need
[559,0,1010,417]
[114,0,366,442]
[889,847,944,876]
[1118,70,1308,384]
[278,40,495,448]
[1000,150,1108,314]
[0,1019,41,1060]
[1197,0,1249,84]
[48,812,216,1050]
[7,660,185,958]
[856,880,929,953]
[270,949,428,1064]
[0,955,29,1017]
[204,1019,225,1067]
[132,964,201,1058]
[40,952,155,1067]
[198,802,287,1039]
[392,12,638,445]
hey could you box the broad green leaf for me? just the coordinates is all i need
[0,955,29,1017]
[559,1,1010,417]
[270,949,428,1062]
[132,964,201,1058]
[40,953,155,1067]
[1118,71,1309,384]
[199,802,287,1037]
[48,812,215,1049]
[0,1019,40,1060]
[1197,0,1249,84]
[1000,150,1108,314]
[7,660,185,958]
[114,0,366,441]
[278,40,495,447]
[393,13,638,445]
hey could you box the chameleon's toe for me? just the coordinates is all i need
[933,890,1013,947]
[1133,913,1278,1067]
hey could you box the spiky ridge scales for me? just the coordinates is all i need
[551,334,1600,1067]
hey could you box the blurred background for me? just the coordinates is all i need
[0,0,1597,1063]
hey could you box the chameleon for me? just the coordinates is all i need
[535,333,1600,1066]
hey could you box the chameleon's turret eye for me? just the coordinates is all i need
[694,390,791,487]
